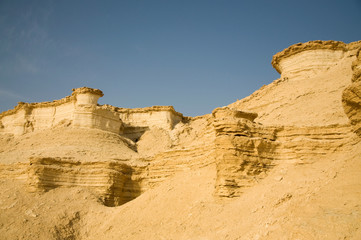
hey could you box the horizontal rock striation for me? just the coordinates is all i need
[213,107,278,197]
[0,87,185,137]
[144,145,216,188]
[20,145,216,206]
[0,104,355,202]
[271,40,361,75]
[27,157,133,206]
[0,163,28,181]
[101,105,185,141]
[0,87,123,135]
[213,107,355,197]
[274,125,355,163]
[229,40,360,126]
[133,116,217,191]
[1,40,360,208]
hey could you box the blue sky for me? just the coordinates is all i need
[1,0,361,116]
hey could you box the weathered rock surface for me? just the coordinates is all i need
[230,40,361,126]
[0,87,183,136]
[343,47,361,136]
[271,40,360,75]
[343,82,361,136]
[27,157,131,206]
[213,107,355,197]
[213,107,275,197]
[1,40,361,240]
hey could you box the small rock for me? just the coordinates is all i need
[25,209,37,218]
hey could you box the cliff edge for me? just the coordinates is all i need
[1,40,361,240]
[230,40,361,126]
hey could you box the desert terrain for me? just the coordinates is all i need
[0,40,361,240]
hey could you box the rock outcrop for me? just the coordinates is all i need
[229,40,361,126]
[213,107,355,197]
[0,87,184,136]
[0,40,360,208]
[342,47,361,136]
[0,95,214,206]
[213,107,276,197]
[271,40,360,76]
[27,157,131,206]
[0,87,122,135]
[1,40,361,240]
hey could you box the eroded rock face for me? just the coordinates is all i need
[72,87,104,105]
[213,107,277,197]
[27,157,131,206]
[0,87,184,136]
[0,87,122,135]
[213,107,355,197]
[229,40,361,126]
[212,107,258,121]
[0,40,360,207]
[343,48,361,137]
[343,83,361,136]
[351,48,361,83]
[271,40,360,75]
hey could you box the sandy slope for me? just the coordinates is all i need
[229,49,354,126]
[0,127,137,164]
[1,40,361,239]
[88,138,361,240]
[1,136,360,240]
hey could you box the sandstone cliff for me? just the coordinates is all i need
[342,47,361,136]
[229,40,361,126]
[0,40,360,240]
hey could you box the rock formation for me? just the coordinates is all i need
[271,40,360,77]
[213,106,354,197]
[0,87,183,136]
[342,47,361,136]
[27,157,131,206]
[213,107,276,197]
[1,40,360,240]
[0,87,213,206]
[230,40,361,126]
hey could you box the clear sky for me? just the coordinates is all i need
[1,0,361,116]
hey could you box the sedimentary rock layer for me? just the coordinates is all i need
[271,40,361,74]
[213,107,355,197]
[213,107,276,197]
[0,87,122,135]
[27,157,132,206]
[229,40,360,126]
[0,87,185,136]
[1,40,360,208]
[343,47,361,136]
